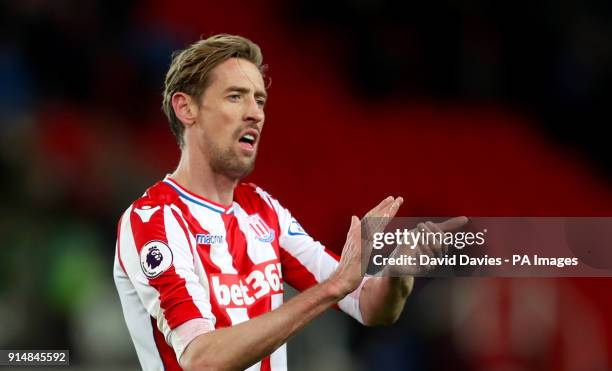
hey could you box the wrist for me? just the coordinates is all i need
[324,274,350,301]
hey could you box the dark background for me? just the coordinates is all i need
[1,0,611,370]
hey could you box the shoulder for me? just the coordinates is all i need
[121,180,181,225]
[234,182,279,212]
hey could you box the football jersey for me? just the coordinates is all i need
[113,176,363,371]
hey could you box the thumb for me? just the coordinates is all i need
[350,215,360,229]
[437,216,469,232]
[346,216,361,241]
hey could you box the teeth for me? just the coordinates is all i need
[244,134,255,141]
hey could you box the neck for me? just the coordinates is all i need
[170,148,238,207]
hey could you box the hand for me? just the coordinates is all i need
[361,196,404,271]
[383,216,469,276]
[331,197,404,297]
[363,196,404,219]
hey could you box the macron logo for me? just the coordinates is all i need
[133,206,161,223]
[196,234,225,245]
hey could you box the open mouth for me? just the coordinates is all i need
[238,129,259,151]
[239,134,256,146]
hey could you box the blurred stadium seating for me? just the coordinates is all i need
[1,0,611,369]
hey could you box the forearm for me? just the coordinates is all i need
[359,276,414,326]
[180,277,346,371]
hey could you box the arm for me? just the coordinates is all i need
[181,275,347,371]
[359,276,414,326]
[358,217,469,326]
[180,195,419,369]
[180,216,364,371]
[357,196,412,326]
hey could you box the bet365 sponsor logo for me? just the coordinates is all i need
[210,261,283,307]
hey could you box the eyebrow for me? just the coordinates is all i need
[225,86,267,99]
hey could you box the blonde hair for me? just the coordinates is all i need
[162,34,264,148]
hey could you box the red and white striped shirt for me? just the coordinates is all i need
[113,177,363,371]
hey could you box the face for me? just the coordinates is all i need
[192,58,267,180]
[151,249,161,261]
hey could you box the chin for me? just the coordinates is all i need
[238,162,256,179]
[226,159,256,180]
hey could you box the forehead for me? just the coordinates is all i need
[208,58,265,93]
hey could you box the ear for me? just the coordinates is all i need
[171,92,198,128]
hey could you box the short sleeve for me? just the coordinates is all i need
[117,203,216,359]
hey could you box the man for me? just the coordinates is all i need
[114,34,459,371]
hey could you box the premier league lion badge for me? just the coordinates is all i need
[140,240,173,278]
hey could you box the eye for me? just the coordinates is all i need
[228,94,241,102]
[256,98,266,108]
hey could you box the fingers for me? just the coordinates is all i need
[384,197,403,218]
[364,196,395,218]
[362,196,403,240]
[341,216,362,263]
[347,215,361,241]
[436,216,469,232]
[364,196,404,219]
[414,217,467,261]
[376,215,468,276]
[415,222,436,259]
[347,216,360,237]
[426,221,448,257]
[353,215,361,229]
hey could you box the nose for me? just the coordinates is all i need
[244,97,264,124]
